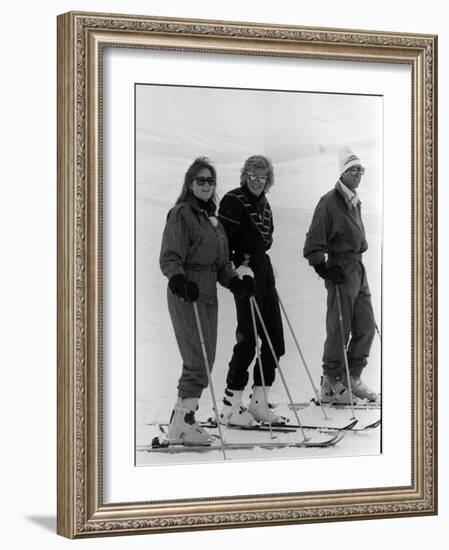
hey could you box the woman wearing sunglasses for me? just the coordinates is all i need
[217,155,286,427]
[159,157,256,446]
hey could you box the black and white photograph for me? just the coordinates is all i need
[54,8,437,540]
[135,83,383,465]
[2,0,444,546]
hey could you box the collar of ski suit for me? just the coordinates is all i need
[186,194,217,216]
[241,183,266,205]
[336,179,360,208]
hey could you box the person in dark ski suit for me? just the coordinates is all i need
[217,155,286,426]
[303,147,378,404]
[160,157,256,446]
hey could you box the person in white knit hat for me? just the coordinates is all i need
[303,147,378,404]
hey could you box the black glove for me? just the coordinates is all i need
[229,276,257,298]
[168,274,199,302]
[313,262,345,285]
[231,251,250,268]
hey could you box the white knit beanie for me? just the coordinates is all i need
[338,147,362,176]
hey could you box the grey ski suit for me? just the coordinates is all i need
[303,182,376,378]
[160,196,237,398]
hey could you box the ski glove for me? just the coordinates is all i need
[313,262,346,285]
[229,276,257,298]
[168,274,199,302]
[231,251,250,268]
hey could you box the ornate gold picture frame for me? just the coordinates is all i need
[57,11,437,538]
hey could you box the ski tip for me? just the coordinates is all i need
[301,431,345,447]
[365,419,382,429]
[325,433,339,445]
[333,432,346,445]
[344,419,359,430]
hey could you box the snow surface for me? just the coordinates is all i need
[135,201,382,466]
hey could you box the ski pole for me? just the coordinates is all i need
[193,302,227,460]
[375,322,382,344]
[334,285,356,419]
[250,297,310,442]
[275,290,330,420]
[249,297,274,439]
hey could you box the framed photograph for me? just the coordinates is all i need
[57,11,437,538]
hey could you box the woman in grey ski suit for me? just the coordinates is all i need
[159,157,256,446]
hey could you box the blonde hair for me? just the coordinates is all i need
[240,155,274,192]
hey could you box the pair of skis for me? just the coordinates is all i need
[200,417,381,432]
[146,431,344,454]
[141,414,381,454]
[289,399,381,411]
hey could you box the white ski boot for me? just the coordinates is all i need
[167,397,213,446]
[248,386,287,424]
[344,374,379,402]
[320,374,358,405]
[218,388,257,427]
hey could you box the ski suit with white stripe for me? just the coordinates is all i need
[218,185,285,390]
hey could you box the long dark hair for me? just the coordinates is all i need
[175,157,218,206]
[240,155,274,192]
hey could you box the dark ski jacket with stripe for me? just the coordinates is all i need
[303,182,368,266]
[218,185,275,282]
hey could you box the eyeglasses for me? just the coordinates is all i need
[193,176,216,186]
[247,172,269,184]
[348,167,365,175]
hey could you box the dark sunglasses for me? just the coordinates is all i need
[193,176,216,186]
